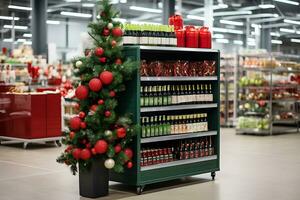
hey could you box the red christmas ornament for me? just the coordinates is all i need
[99,71,114,85]
[124,148,133,160]
[98,99,105,105]
[115,58,122,65]
[100,11,106,17]
[99,57,107,63]
[85,49,91,56]
[91,148,97,155]
[86,143,91,149]
[94,47,104,57]
[80,148,91,160]
[72,148,81,160]
[111,40,117,47]
[114,144,122,154]
[65,145,73,153]
[82,139,87,144]
[112,27,123,37]
[104,110,111,117]
[127,161,133,169]
[103,28,110,36]
[90,104,98,112]
[109,90,116,97]
[94,140,108,154]
[70,117,82,130]
[80,122,87,129]
[89,78,102,92]
[116,127,126,138]
[75,85,89,100]
[69,131,75,139]
[79,111,85,119]
[74,103,80,110]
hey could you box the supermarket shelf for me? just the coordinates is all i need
[141,76,217,81]
[240,67,300,73]
[0,63,27,67]
[140,103,218,112]
[238,99,299,103]
[138,45,219,53]
[240,85,300,89]
[272,119,299,124]
[141,155,217,171]
[141,131,217,144]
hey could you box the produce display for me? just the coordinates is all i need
[236,54,300,135]
[237,117,269,130]
[140,60,216,77]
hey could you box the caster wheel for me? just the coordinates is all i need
[211,172,216,181]
[55,140,62,147]
[136,186,144,195]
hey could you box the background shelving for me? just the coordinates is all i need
[236,53,300,135]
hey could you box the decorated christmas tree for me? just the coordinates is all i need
[57,0,136,175]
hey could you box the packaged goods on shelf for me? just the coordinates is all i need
[140,136,215,167]
[140,60,216,77]
[236,53,300,135]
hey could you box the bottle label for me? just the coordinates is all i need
[172,95,177,104]
[144,97,149,107]
[140,37,148,45]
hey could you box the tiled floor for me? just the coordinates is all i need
[0,128,300,200]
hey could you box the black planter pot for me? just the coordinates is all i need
[79,158,109,198]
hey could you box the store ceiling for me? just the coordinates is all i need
[1,0,300,44]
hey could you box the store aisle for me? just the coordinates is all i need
[0,128,299,200]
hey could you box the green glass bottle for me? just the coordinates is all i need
[141,117,146,138]
[144,86,149,107]
[150,116,155,137]
[148,85,154,106]
[140,86,144,107]
[153,85,158,106]
[145,117,151,137]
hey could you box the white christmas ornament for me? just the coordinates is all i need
[104,130,113,137]
[75,60,83,68]
[107,23,113,29]
[104,158,115,169]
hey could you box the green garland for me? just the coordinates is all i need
[57,0,137,175]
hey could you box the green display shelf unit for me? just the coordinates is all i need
[110,46,220,194]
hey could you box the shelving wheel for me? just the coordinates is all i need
[211,171,216,180]
[136,185,145,195]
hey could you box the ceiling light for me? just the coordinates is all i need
[251,24,262,28]
[60,11,92,18]
[17,38,26,42]
[291,38,300,43]
[258,4,275,9]
[24,41,32,45]
[213,27,244,34]
[273,14,279,17]
[216,38,229,43]
[284,19,300,25]
[296,31,300,34]
[23,33,32,38]
[214,10,252,17]
[3,25,28,30]
[120,0,127,3]
[65,0,81,2]
[248,41,256,46]
[8,5,32,11]
[270,32,280,37]
[82,3,95,7]
[271,39,282,44]
[47,20,60,25]
[217,3,228,9]
[274,0,299,5]
[3,38,13,42]
[213,34,224,39]
[0,16,20,20]
[234,40,244,45]
[220,19,244,26]
[187,15,205,21]
[247,38,255,42]
[280,28,295,33]
[129,6,162,13]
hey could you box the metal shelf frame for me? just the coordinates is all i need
[110,46,220,192]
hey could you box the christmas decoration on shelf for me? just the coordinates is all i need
[57,0,137,175]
